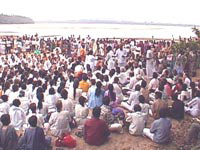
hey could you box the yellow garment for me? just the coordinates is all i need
[79,80,90,93]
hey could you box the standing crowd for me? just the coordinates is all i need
[0,34,200,149]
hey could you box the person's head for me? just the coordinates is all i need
[29,103,36,113]
[114,77,119,83]
[82,73,88,81]
[79,96,86,107]
[92,107,101,118]
[21,83,27,90]
[1,95,8,102]
[56,100,62,112]
[182,84,187,91]
[155,91,162,99]
[135,84,141,91]
[139,95,145,104]
[12,84,19,92]
[153,72,158,79]
[13,99,21,107]
[1,114,10,126]
[159,108,168,118]
[28,115,37,127]
[141,80,147,88]
[37,91,44,101]
[103,96,110,106]
[108,84,114,92]
[172,93,179,101]
[134,104,141,112]
[19,90,25,97]
[49,87,55,95]
[90,79,96,85]
[61,89,68,99]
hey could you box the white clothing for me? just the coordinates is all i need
[126,112,145,135]
[75,104,89,126]
[149,78,159,91]
[146,49,154,78]
[185,97,200,117]
[9,106,26,130]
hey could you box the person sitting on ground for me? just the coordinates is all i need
[100,96,123,133]
[75,96,89,129]
[47,100,72,137]
[185,91,200,117]
[139,95,150,123]
[148,72,159,93]
[170,93,184,120]
[185,121,200,145]
[9,99,26,130]
[104,84,120,108]
[60,89,74,116]
[151,91,168,120]
[143,108,172,144]
[121,84,141,112]
[0,114,18,150]
[88,81,104,108]
[79,73,90,93]
[126,104,145,136]
[18,115,48,150]
[84,107,110,146]
[26,103,44,128]
[0,95,10,117]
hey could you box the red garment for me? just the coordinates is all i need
[165,83,172,97]
[84,118,110,145]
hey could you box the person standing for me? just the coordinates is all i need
[146,47,154,79]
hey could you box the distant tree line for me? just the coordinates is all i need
[0,14,34,24]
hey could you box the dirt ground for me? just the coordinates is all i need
[53,70,200,150]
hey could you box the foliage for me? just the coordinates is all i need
[171,27,200,55]
[192,27,200,38]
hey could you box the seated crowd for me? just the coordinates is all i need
[0,34,200,149]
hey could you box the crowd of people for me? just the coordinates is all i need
[0,34,200,149]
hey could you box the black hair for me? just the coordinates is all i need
[49,87,55,95]
[1,114,10,126]
[155,91,162,99]
[95,81,102,97]
[13,99,21,107]
[29,103,36,113]
[56,100,62,112]
[61,89,68,99]
[103,96,110,106]
[172,93,178,101]
[12,84,19,92]
[139,95,145,103]
[153,72,158,79]
[79,96,86,107]
[159,108,168,118]
[28,115,37,127]
[135,84,141,91]
[37,92,43,110]
[73,79,79,99]
[1,95,8,102]
[92,107,101,118]
[82,73,88,81]
[134,104,141,112]
[108,84,116,101]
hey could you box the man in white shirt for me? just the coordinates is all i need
[116,46,127,68]
[121,85,141,112]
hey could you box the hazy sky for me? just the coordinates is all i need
[1,0,200,24]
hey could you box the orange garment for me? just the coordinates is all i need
[79,48,86,61]
[79,80,90,93]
